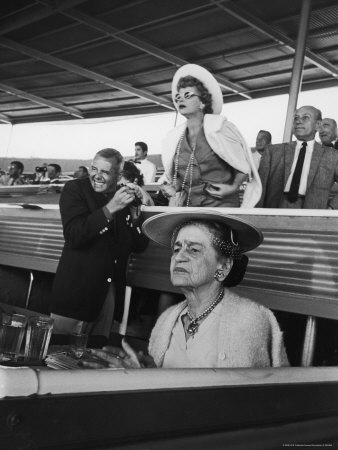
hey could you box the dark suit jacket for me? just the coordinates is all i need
[257,141,338,209]
[51,177,148,322]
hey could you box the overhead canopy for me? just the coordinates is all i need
[0,0,337,124]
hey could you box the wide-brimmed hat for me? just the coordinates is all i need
[142,210,263,253]
[172,64,223,114]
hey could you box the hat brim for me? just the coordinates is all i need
[142,210,263,253]
[172,64,223,115]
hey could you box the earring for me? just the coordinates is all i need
[214,269,224,281]
[199,103,204,110]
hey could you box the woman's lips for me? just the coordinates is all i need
[173,267,188,273]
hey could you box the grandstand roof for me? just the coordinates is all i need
[0,0,337,124]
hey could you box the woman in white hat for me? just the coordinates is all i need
[160,64,261,208]
[83,210,288,369]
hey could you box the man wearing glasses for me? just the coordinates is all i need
[50,148,148,339]
[257,105,338,209]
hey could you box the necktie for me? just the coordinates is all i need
[287,141,307,203]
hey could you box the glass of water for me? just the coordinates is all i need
[24,316,54,362]
[69,332,88,359]
[0,313,27,361]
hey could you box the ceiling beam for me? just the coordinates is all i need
[0,112,11,124]
[0,81,84,118]
[0,38,174,111]
[0,0,88,36]
[211,0,338,79]
[36,0,251,99]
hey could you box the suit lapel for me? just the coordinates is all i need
[284,142,296,186]
[307,142,324,189]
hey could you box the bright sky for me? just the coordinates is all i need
[0,86,337,160]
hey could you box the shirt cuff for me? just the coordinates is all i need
[102,206,113,221]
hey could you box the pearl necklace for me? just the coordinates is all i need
[186,288,224,337]
[172,130,196,207]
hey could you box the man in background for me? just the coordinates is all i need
[319,118,338,149]
[251,130,272,168]
[0,160,25,185]
[134,141,157,183]
[74,165,89,178]
[257,105,338,209]
[47,163,62,183]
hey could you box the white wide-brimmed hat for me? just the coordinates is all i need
[142,210,263,253]
[172,64,223,114]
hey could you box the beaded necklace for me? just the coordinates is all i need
[172,130,196,207]
[186,288,224,338]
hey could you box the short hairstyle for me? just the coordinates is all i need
[135,142,148,154]
[322,118,337,129]
[122,161,144,186]
[48,163,61,174]
[95,148,123,166]
[258,130,272,143]
[11,161,24,173]
[177,76,213,114]
[296,105,322,121]
[78,166,89,175]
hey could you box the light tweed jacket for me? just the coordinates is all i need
[148,289,289,368]
[257,141,338,209]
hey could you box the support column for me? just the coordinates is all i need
[283,0,312,142]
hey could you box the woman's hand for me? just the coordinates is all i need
[204,182,239,199]
[80,339,155,369]
[160,182,176,199]
[205,172,247,200]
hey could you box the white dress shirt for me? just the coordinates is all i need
[137,158,157,183]
[284,140,315,196]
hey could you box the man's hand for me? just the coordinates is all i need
[106,185,137,215]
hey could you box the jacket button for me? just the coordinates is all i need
[107,278,112,283]
[218,352,226,360]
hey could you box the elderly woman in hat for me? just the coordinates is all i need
[160,64,261,208]
[83,210,288,369]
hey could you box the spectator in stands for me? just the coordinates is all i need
[74,166,89,179]
[47,163,62,183]
[134,141,157,183]
[319,118,338,149]
[0,160,25,185]
[32,164,49,184]
[160,64,261,207]
[83,210,288,369]
[257,105,338,209]
[252,130,272,168]
[119,160,154,206]
[50,148,148,338]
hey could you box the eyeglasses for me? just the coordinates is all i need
[174,91,201,103]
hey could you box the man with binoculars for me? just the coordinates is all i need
[50,148,148,339]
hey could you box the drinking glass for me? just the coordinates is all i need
[0,313,27,360]
[69,332,88,359]
[24,316,54,362]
